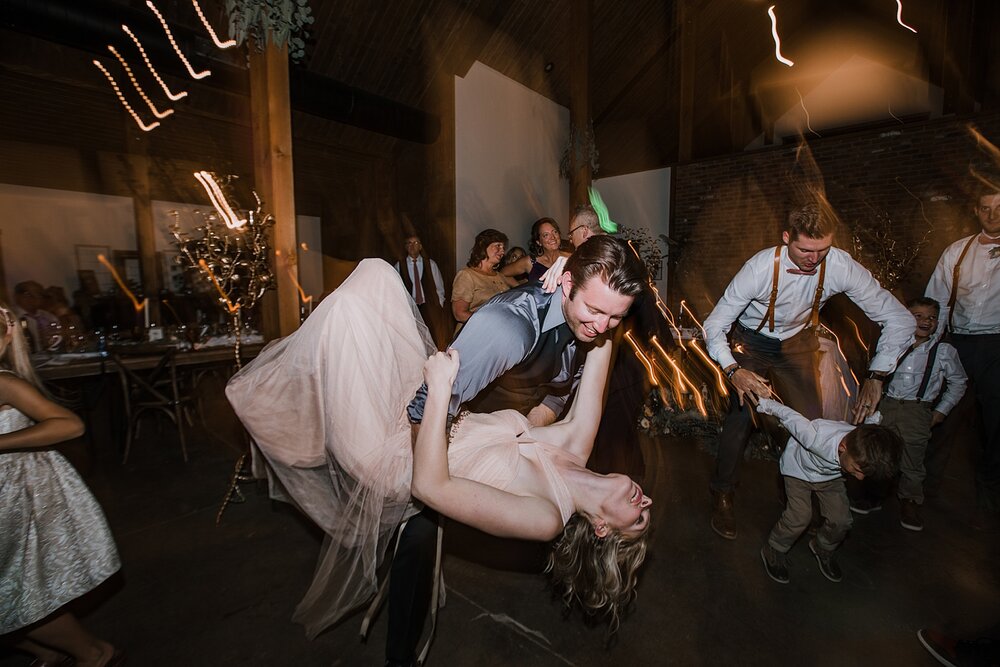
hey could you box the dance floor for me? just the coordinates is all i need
[3,386,997,666]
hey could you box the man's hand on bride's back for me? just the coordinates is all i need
[423,349,460,391]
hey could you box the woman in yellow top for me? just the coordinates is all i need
[452,229,509,330]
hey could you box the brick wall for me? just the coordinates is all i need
[670,112,1000,317]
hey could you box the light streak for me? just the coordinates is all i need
[146,0,211,79]
[651,358,686,409]
[895,1,917,34]
[887,101,904,124]
[679,300,708,340]
[190,0,237,48]
[967,124,1000,165]
[275,249,313,307]
[767,5,794,67]
[825,327,860,390]
[844,316,870,354]
[107,45,173,119]
[97,254,145,311]
[796,87,821,138]
[625,239,686,348]
[122,24,188,100]
[92,60,160,132]
[161,299,182,324]
[194,171,247,229]
[687,338,729,397]
[652,336,707,417]
[624,330,658,387]
[199,259,239,313]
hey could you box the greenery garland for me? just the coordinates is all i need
[225,0,314,61]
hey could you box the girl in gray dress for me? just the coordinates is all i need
[0,303,122,666]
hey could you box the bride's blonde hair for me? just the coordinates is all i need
[0,303,43,389]
[546,512,650,631]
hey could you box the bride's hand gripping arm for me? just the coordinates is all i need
[410,350,564,541]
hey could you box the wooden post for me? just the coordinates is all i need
[568,0,592,210]
[249,43,299,339]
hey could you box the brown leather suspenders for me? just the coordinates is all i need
[755,246,827,333]
[947,235,978,331]
[756,246,782,333]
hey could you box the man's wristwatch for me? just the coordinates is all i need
[865,370,888,381]
[725,364,741,379]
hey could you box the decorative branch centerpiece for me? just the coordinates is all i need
[170,172,275,366]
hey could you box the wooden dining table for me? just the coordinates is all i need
[37,343,265,381]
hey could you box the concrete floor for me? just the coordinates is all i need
[3,392,998,666]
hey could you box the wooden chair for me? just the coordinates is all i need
[113,350,192,463]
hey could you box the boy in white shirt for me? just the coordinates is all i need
[758,399,902,584]
[878,297,967,531]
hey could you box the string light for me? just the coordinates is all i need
[194,171,247,229]
[107,45,173,119]
[122,24,188,100]
[199,259,240,313]
[767,5,794,67]
[190,0,237,48]
[97,254,145,310]
[895,1,917,34]
[796,87,821,137]
[92,60,160,132]
[146,0,211,79]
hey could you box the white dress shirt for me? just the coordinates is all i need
[884,336,967,414]
[758,398,855,483]
[925,233,1000,335]
[704,246,915,372]
[394,256,446,307]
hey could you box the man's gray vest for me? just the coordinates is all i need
[465,282,582,416]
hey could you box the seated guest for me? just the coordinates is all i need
[451,229,509,331]
[499,246,529,287]
[12,281,60,352]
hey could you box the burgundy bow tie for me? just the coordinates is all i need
[979,234,1000,246]
[786,268,817,276]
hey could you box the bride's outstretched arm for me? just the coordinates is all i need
[411,351,563,540]
[528,334,613,457]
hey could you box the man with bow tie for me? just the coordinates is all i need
[701,202,914,540]
[925,184,1000,530]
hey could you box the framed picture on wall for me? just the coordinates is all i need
[112,250,142,291]
[74,244,111,293]
[159,251,185,293]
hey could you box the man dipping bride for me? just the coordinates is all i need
[225,235,652,666]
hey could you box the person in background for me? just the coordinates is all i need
[395,235,450,350]
[0,303,123,666]
[501,218,572,284]
[12,281,60,353]
[702,202,914,541]
[925,183,1000,531]
[451,229,509,330]
[850,297,966,531]
[499,246,529,286]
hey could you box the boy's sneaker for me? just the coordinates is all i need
[899,498,924,531]
[760,544,789,584]
[849,498,883,515]
[808,538,843,582]
[918,628,1000,667]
